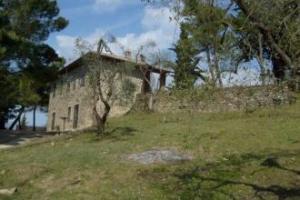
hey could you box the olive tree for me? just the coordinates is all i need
[76,38,136,136]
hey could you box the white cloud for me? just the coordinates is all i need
[118,7,179,50]
[142,7,175,30]
[93,0,137,11]
[54,6,180,62]
[55,29,106,63]
[55,35,77,62]
[222,67,261,87]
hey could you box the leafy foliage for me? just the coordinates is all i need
[147,0,299,87]
[0,0,68,128]
[173,24,201,89]
[232,0,300,80]
[77,38,137,136]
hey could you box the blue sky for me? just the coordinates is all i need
[47,0,180,63]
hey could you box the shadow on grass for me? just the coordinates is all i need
[175,168,300,200]
[106,126,138,141]
[90,126,138,142]
[260,156,300,176]
[0,130,53,147]
[139,150,300,200]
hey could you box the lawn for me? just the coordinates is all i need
[0,98,300,200]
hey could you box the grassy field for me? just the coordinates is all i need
[0,98,300,200]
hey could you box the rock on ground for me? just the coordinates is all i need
[0,187,17,196]
[128,149,192,165]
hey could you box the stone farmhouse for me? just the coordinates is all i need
[47,52,168,132]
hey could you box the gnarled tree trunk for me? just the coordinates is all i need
[93,100,111,136]
[233,0,294,81]
[9,107,24,130]
[272,57,286,81]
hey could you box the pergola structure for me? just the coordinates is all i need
[141,65,170,94]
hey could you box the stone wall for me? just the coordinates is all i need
[47,66,144,132]
[133,86,295,114]
[47,66,93,132]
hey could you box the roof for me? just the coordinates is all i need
[59,52,171,74]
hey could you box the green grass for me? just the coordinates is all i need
[0,98,300,199]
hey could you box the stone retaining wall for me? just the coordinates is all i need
[133,86,295,113]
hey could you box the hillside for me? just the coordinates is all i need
[0,97,300,200]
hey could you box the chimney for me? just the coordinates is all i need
[124,50,132,59]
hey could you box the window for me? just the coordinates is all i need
[73,80,76,90]
[67,107,71,122]
[73,104,79,129]
[80,76,85,87]
[67,82,71,92]
[51,112,56,131]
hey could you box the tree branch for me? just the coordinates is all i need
[233,0,293,67]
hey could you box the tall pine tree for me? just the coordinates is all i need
[0,0,68,129]
[173,24,205,89]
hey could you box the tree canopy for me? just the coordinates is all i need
[0,0,68,129]
[145,0,300,88]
